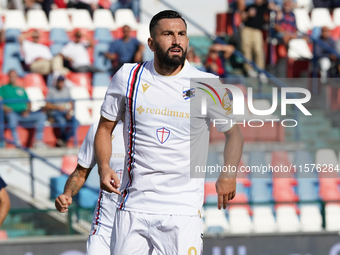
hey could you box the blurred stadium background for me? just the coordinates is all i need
[1,0,340,254]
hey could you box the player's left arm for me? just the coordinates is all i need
[215,124,244,210]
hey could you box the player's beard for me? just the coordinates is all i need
[154,41,187,68]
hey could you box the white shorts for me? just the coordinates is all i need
[111,210,203,255]
[86,190,118,255]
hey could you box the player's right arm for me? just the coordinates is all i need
[55,164,91,213]
[94,117,121,195]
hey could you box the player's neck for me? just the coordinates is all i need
[153,58,184,76]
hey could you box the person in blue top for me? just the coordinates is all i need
[104,25,144,74]
[274,0,297,46]
[0,177,10,227]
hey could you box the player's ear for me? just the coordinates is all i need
[148,37,155,52]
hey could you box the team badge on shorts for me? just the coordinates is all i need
[156,127,170,144]
[183,87,195,101]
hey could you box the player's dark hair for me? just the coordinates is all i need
[149,10,187,37]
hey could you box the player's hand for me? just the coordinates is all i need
[99,167,121,195]
[55,194,72,213]
[215,177,236,210]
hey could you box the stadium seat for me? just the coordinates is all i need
[326,204,340,231]
[137,23,150,45]
[248,151,271,178]
[93,9,117,30]
[50,174,69,199]
[288,39,313,59]
[50,43,65,56]
[293,8,312,33]
[297,179,319,201]
[0,230,8,240]
[311,8,335,29]
[5,28,21,43]
[294,150,318,178]
[94,28,114,43]
[204,181,217,204]
[25,87,46,112]
[78,188,99,208]
[93,72,111,87]
[333,8,340,26]
[253,206,276,233]
[4,10,27,30]
[94,43,112,71]
[204,207,229,234]
[296,0,312,9]
[2,43,25,77]
[70,10,94,30]
[300,205,322,232]
[61,155,78,175]
[276,206,300,232]
[27,10,50,31]
[92,86,108,121]
[66,73,92,92]
[50,28,70,44]
[23,73,48,96]
[228,207,252,233]
[115,9,138,30]
[250,179,273,203]
[271,151,293,178]
[49,9,72,30]
[316,149,339,178]
[70,86,94,125]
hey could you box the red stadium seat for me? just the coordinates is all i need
[0,74,24,86]
[24,29,50,46]
[66,72,92,93]
[112,27,137,40]
[23,73,48,96]
[0,230,8,240]
[204,181,216,203]
[70,28,94,41]
[61,155,78,175]
[271,151,294,178]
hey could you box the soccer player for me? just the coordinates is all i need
[55,121,125,255]
[0,176,11,227]
[95,10,244,255]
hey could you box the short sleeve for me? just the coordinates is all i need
[100,66,126,121]
[0,177,7,190]
[77,123,97,169]
[207,86,236,133]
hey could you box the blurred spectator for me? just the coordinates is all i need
[228,0,246,12]
[24,0,42,11]
[0,70,47,148]
[45,75,79,147]
[58,30,101,73]
[0,176,10,228]
[313,0,332,8]
[274,0,297,46]
[186,47,205,71]
[241,0,277,78]
[69,0,101,17]
[205,43,235,77]
[110,0,140,21]
[315,26,338,83]
[0,18,4,44]
[18,30,53,75]
[105,25,144,73]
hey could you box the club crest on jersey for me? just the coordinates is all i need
[183,88,195,101]
[156,127,170,144]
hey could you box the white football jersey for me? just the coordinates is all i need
[101,60,235,216]
[78,120,125,237]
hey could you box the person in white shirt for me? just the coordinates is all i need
[95,10,244,255]
[55,121,125,255]
[19,30,53,75]
[59,30,101,73]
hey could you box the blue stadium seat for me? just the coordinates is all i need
[250,179,273,203]
[312,27,322,40]
[297,179,319,201]
[248,151,272,179]
[205,152,222,180]
[294,150,318,179]
[5,29,21,43]
[94,28,114,43]
[3,43,25,76]
[50,43,65,56]
[49,28,69,44]
[93,72,111,87]
[78,188,99,208]
[94,43,112,71]
[50,175,69,199]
